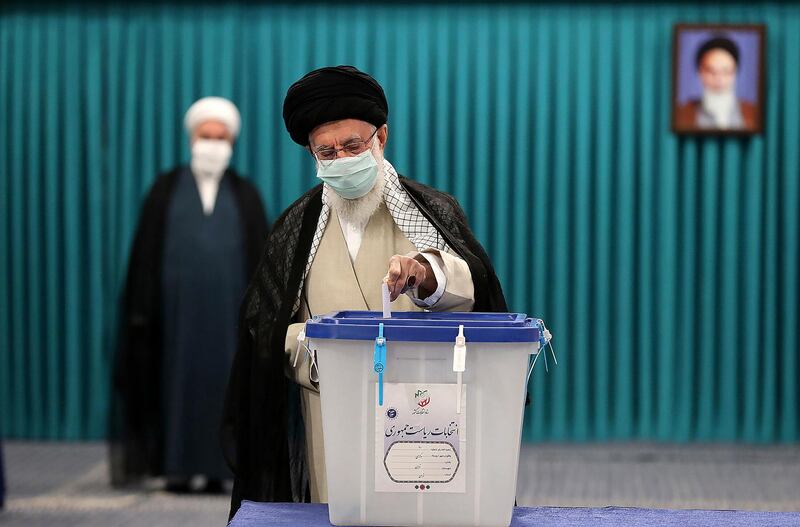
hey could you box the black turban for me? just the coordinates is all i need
[282,65,389,146]
[695,36,740,69]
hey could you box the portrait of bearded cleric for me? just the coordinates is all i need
[673,24,765,135]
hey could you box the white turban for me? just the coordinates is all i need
[184,96,241,139]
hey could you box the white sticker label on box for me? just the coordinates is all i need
[375,383,466,493]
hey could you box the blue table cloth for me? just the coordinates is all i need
[229,501,800,527]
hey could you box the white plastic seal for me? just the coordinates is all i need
[453,324,466,413]
[293,323,308,368]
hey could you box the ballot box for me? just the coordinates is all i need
[305,311,543,527]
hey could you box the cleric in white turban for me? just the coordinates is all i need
[110,97,268,494]
[224,66,507,516]
[184,96,241,141]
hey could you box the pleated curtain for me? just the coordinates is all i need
[0,2,798,441]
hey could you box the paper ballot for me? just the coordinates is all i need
[382,281,392,318]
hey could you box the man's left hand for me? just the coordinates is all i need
[384,253,438,301]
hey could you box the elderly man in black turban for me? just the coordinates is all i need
[223,65,506,517]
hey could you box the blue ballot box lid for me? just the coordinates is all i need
[305,310,540,343]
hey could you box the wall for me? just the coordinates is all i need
[0,2,798,441]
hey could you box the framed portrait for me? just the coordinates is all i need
[672,23,765,135]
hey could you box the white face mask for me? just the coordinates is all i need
[191,139,232,179]
[316,148,380,200]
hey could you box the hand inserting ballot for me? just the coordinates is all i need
[383,253,438,301]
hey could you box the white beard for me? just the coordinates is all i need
[325,143,386,229]
[702,88,737,128]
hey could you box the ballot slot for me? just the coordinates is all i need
[306,311,546,527]
[316,310,529,324]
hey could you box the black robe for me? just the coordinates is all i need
[224,176,507,518]
[110,166,268,486]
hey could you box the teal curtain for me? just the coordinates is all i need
[1,2,798,441]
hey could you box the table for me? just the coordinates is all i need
[229,501,800,526]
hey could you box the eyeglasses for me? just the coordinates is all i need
[312,128,379,167]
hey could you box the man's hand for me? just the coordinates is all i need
[384,253,438,301]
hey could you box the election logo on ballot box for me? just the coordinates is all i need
[376,383,467,493]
